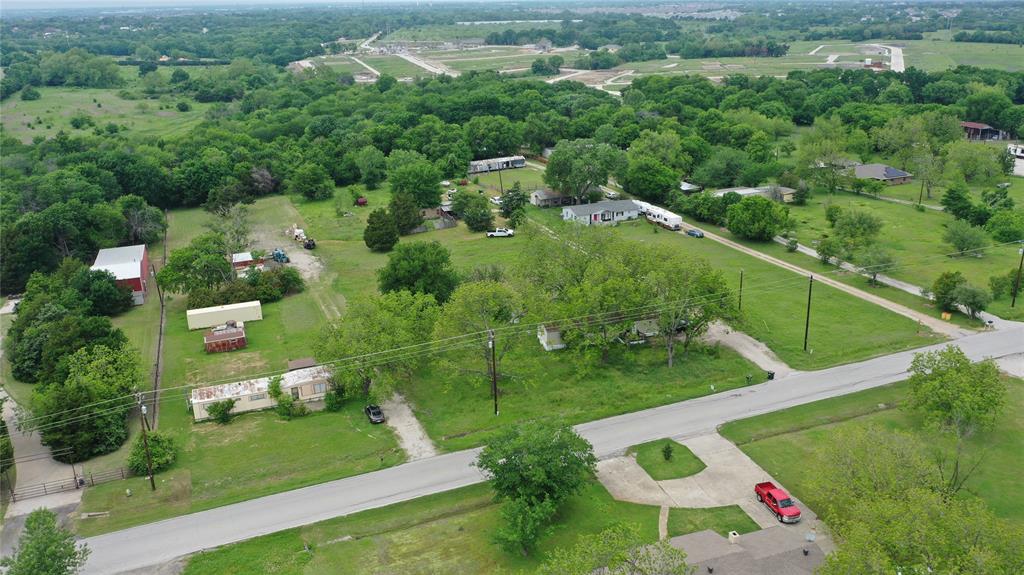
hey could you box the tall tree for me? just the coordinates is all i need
[434,280,524,383]
[377,241,459,304]
[388,160,441,209]
[544,139,623,204]
[354,145,386,190]
[363,208,399,252]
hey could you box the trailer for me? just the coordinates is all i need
[634,200,683,231]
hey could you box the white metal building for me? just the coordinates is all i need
[186,300,263,330]
[468,155,526,174]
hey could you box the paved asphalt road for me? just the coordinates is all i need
[82,325,1024,574]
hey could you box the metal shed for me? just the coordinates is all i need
[187,300,263,330]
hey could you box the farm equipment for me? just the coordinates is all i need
[271,248,290,263]
[303,238,316,249]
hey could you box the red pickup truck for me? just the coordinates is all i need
[754,482,802,523]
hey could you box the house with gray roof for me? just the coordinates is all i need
[562,200,641,226]
[852,163,912,185]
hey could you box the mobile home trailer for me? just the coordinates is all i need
[633,201,683,231]
[468,155,527,174]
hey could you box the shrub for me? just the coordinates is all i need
[726,195,789,241]
[274,392,309,420]
[825,204,843,226]
[662,441,674,461]
[324,385,345,412]
[952,284,991,318]
[984,209,1024,242]
[127,431,177,475]
[943,220,989,256]
[932,271,967,312]
[206,399,236,424]
[786,238,798,252]
[989,268,1022,300]
[20,86,41,101]
[176,101,191,112]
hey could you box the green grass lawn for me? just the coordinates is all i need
[409,343,762,452]
[667,506,760,538]
[473,166,547,193]
[384,22,547,42]
[358,55,430,78]
[0,85,211,144]
[783,190,1024,320]
[899,35,1024,72]
[720,376,1024,525]
[881,176,1024,207]
[75,403,403,537]
[183,480,661,575]
[524,210,942,370]
[629,439,706,481]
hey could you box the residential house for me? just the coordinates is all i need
[91,245,149,305]
[468,155,526,174]
[187,300,263,330]
[853,163,913,185]
[562,200,641,226]
[190,365,331,421]
[203,322,247,353]
[537,324,566,351]
[530,188,572,208]
[961,121,1007,141]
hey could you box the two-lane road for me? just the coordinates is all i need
[81,324,1023,574]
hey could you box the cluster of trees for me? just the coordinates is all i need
[808,346,1021,574]
[0,48,122,99]
[530,55,564,76]
[482,13,679,50]
[666,36,789,59]
[931,270,992,318]
[953,29,1024,45]
[673,192,791,241]
[1,508,90,575]
[816,206,898,281]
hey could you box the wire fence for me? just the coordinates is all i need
[5,467,131,503]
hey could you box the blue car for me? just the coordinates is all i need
[686,228,705,238]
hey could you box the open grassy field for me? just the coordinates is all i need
[629,439,706,481]
[527,206,943,370]
[183,475,756,575]
[311,55,367,75]
[782,189,1024,320]
[882,175,1024,206]
[358,55,431,78]
[0,85,212,144]
[719,375,1024,525]
[899,34,1024,72]
[385,22,555,42]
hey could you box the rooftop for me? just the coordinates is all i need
[961,120,994,130]
[187,300,262,316]
[91,245,146,279]
[854,163,911,180]
[232,252,256,264]
[670,528,827,575]
[564,200,640,217]
[204,326,246,344]
[191,365,330,403]
[469,155,525,165]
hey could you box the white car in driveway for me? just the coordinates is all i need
[489,196,502,206]
[486,228,515,237]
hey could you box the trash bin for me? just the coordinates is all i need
[766,371,775,380]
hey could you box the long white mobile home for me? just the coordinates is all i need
[187,300,264,330]
[633,201,683,230]
[468,155,526,174]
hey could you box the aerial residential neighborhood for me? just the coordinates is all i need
[1,1,1024,574]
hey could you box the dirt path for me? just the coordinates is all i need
[350,56,380,77]
[678,223,964,338]
[382,394,438,461]
[702,321,794,378]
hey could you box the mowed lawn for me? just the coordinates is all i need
[358,55,430,78]
[783,190,1024,320]
[899,36,1024,72]
[719,376,1024,525]
[525,209,942,370]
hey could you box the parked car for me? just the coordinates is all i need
[686,228,705,238]
[489,196,502,206]
[441,180,451,187]
[754,482,801,523]
[364,404,385,424]
[604,190,621,200]
[486,228,515,237]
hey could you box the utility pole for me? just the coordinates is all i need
[803,275,814,352]
[1012,243,1024,308]
[497,168,504,195]
[138,396,156,491]
[738,269,744,311]
[488,330,499,416]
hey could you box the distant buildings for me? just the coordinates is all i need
[852,163,913,185]
[91,245,148,305]
[961,121,1008,141]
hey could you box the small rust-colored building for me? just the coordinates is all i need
[204,323,247,353]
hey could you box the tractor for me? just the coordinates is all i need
[303,238,316,250]
[271,248,290,263]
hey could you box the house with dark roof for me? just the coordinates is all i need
[562,200,640,226]
[961,121,1007,141]
[852,163,912,185]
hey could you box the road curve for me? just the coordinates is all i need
[81,325,1023,574]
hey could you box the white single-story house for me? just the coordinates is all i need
[190,365,331,421]
[562,200,641,226]
[187,300,263,330]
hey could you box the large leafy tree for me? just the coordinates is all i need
[544,139,622,203]
[434,280,525,383]
[116,194,166,244]
[388,159,442,209]
[621,155,678,203]
[0,508,90,575]
[354,145,386,190]
[377,241,459,304]
[288,162,334,200]
[463,115,521,159]
[315,290,438,401]
[157,233,234,295]
[725,195,789,241]
[31,344,140,462]
[908,346,1005,441]
[363,208,399,252]
[387,192,424,235]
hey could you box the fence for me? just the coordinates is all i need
[7,467,130,503]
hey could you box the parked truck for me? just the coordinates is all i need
[754,481,802,523]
